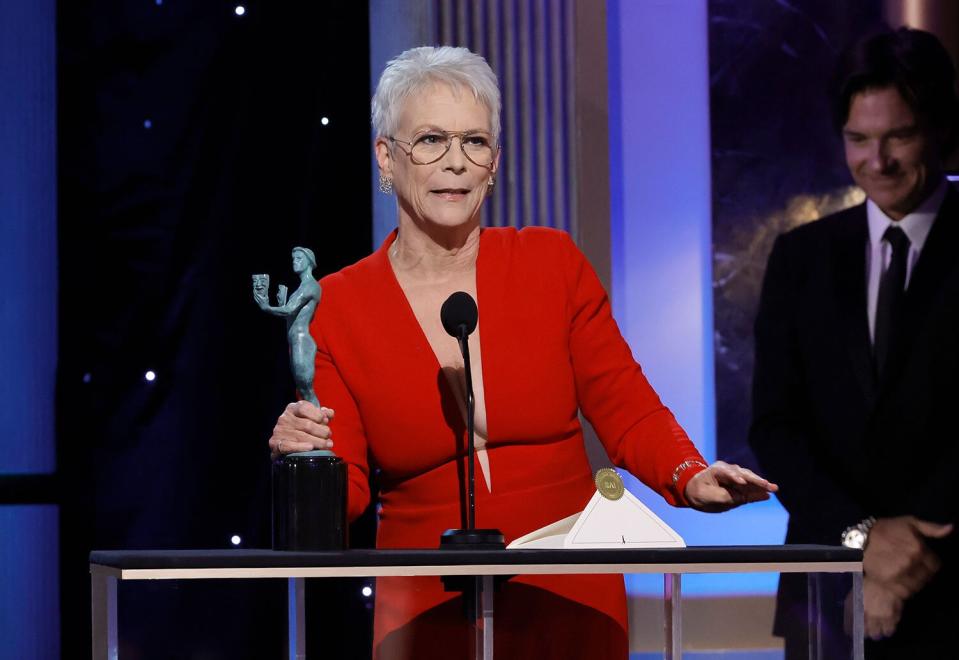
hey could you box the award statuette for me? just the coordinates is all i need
[254,247,347,551]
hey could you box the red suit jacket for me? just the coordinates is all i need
[311,226,707,659]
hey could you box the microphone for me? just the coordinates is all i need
[438,292,503,550]
[440,292,479,530]
[440,291,478,339]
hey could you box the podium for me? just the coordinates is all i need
[90,545,863,660]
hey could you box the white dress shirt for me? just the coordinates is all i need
[865,179,948,342]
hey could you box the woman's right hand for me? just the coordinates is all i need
[269,401,335,459]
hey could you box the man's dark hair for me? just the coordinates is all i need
[832,27,959,152]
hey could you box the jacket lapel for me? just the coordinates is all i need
[832,205,878,407]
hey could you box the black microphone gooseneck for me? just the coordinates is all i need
[439,292,504,550]
[441,291,479,529]
[438,292,504,637]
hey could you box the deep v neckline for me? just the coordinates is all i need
[379,228,484,374]
[378,228,495,492]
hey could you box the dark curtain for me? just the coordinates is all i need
[57,2,374,657]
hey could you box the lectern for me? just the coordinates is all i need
[90,545,863,660]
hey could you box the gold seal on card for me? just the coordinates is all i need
[594,468,624,500]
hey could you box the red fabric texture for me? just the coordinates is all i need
[311,227,706,659]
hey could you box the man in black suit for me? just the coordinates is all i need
[750,27,958,659]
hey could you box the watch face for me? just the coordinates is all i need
[843,529,866,549]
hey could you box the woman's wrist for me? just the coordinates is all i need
[673,459,709,506]
[672,459,708,486]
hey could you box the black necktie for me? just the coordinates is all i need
[874,225,911,378]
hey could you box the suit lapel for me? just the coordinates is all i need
[832,205,878,407]
[880,185,959,390]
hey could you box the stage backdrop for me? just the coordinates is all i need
[0,1,59,658]
[709,0,882,468]
[56,3,374,657]
[608,0,890,609]
[607,0,778,604]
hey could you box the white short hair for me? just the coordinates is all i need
[371,46,501,142]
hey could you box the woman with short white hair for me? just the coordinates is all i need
[270,45,776,659]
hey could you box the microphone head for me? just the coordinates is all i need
[440,291,478,338]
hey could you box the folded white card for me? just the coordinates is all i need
[506,483,685,549]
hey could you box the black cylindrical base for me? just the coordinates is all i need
[272,453,348,551]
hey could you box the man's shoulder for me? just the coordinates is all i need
[778,202,865,247]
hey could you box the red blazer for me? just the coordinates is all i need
[312,226,706,659]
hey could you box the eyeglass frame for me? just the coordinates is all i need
[387,129,500,169]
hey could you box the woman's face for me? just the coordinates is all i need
[376,83,499,233]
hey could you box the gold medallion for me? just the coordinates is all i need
[594,468,625,500]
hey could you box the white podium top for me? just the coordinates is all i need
[90,545,862,581]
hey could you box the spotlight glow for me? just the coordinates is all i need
[320,116,330,126]
[231,535,242,546]
[144,370,156,382]
[82,373,92,384]
[361,586,373,598]
[234,5,246,16]
[143,119,152,129]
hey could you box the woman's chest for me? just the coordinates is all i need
[329,254,579,476]
[396,273,478,371]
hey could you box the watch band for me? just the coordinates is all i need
[842,516,877,547]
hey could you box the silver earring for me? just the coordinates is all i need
[486,176,495,196]
[379,174,393,194]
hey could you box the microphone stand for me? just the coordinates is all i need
[437,294,504,658]
[439,321,504,549]
[460,329,477,531]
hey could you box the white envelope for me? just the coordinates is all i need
[506,484,685,549]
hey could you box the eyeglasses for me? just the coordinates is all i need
[389,130,497,168]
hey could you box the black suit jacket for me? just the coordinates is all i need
[749,186,959,651]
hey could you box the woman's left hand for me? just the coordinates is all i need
[684,460,778,513]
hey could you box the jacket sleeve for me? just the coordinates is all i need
[912,429,959,524]
[749,234,865,537]
[312,307,371,523]
[913,461,959,525]
[560,233,707,506]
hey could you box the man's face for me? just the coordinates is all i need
[843,86,942,220]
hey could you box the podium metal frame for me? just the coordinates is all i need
[90,545,862,660]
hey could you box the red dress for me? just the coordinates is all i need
[311,227,707,659]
